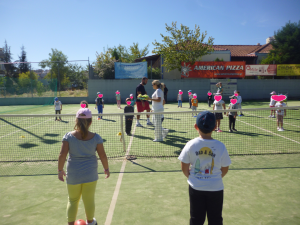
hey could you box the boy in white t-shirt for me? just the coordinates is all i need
[275,99,287,131]
[269,91,276,118]
[177,90,183,108]
[178,111,231,225]
[54,97,62,121]
[213,92,226,132]
[235,91,244,116]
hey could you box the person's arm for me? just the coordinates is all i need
[177,95,179,101]
[149,96,161,102]
[181,162,190,178]
[213,104,215,110]
[221,166,229,178]
[96,143,110,178]
[223,103,226,114]
[102,100,104,108]
[227,106,230,116]
[58,141,69,181]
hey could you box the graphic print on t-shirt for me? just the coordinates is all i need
[194,147,215,175]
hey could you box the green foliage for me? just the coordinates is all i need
[214,57,224,62]
[152,22,214,72]
[18,71,38,90]
[261,20,300,64]
[2,40,18,78]
[108,43,149,63]
[147,66,161,79]
[36,81,45,96]
[18,45,29,73]
[94,51,116,79]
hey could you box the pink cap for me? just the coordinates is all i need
[76,108,92,119]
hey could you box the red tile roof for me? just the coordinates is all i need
[213,43,273,57]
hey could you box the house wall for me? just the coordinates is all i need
[163,51,231,80]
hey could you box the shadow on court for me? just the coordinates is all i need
[0,118,59,148]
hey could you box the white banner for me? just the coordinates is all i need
[210,79,237,96]
[245,65,276,76]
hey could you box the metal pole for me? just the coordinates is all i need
[151,60,152,79]
[120,115,126,154]
[57,63,60,96]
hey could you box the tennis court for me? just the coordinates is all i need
[0,100,300,224]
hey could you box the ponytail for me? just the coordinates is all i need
[74,118,92,139]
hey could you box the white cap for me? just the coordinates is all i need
[193,93,197,96]
[179,90,182,92]
[130,94,133,96]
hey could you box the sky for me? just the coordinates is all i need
[1,0,300,69]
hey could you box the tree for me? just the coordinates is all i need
[128,42,149,61]
[39,49,70,90]
[2,40,17,77]
[94,51,116,79]
[68,63,88,89]
[261,20,300,64]
[152,22,214,72]
[18,71,38,93]
[18,45,29,74]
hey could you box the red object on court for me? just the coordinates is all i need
[75,219,86,225]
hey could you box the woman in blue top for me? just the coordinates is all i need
[58,108,110,225]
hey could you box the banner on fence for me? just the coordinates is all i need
[115,62,147,79]
[210,79,237,96]
[181,61,245,79]
[245,65,277,76]
[277,64,300,76]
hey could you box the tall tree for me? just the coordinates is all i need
[152,22,214,72]
[94,51,116,79]
[128,42,149,61]
[261,20,300,64]
[2,40,16,77]
[39,49,70,90]
[18,45,30,73]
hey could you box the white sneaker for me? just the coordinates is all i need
[162,129,169,139]
[268,115,272,118]
[136,123,143,127]
[277,127,280,130]
[153,139,163,142]
[281,128,284,131]
[272,115,276,118]
[147,121,153,125]
[86,218,97,225]
[278,128,283,131]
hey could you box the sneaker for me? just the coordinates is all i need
[229,130,233,133]
[86,218,97,225]
[238,115,242,117]
[147,121,153,125]
[162,129,169,139]
[278,128,283,131]
[153,139,163,142]
[281,128,284,131]
[232,128,237,132]
[97,118,100,120]
[136,123,143,127]
[277,127,280,130]
[272,115,276,118]
[126,133,132,136]
[240,114,244,116]
[217,129,222,132]
[268,115,272,118]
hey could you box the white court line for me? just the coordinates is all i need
[0,109,76,139]
[236,119,300,145]
[244,112,300,128]
[105,124,137,225]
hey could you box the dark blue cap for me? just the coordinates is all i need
[196,111,216,132]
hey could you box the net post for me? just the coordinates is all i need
[120,115,126,153]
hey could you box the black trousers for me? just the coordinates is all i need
[208,99,212,107]
[189,98,192,108]
[189,186,223,225]
[164,95,167,104]
[55,110,61,120]
[229,115,236,130]
[125,119,133,134]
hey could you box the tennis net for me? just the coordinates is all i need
[0,106,299,176]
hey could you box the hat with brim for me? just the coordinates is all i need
[196,111,216,133]
[229,95,237,99]
[188,90,192,92]
[270,91,276,95]
[76,108,92,119]
[97,92,100,95]
[54,97,58,101]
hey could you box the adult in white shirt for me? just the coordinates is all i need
[147,80,168,142]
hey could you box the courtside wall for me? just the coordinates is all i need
[0,79,299,105]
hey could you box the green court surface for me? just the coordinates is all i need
[0,100,300,224]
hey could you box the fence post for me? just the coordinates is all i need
[120,115,126,155]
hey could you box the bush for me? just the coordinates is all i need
[36,81,45,96]
[147,66,161,79]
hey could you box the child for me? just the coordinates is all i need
[129,94,136,108]
[80,100,88,108]
[54,97,62,121]
[227,95,238,132]
[188,90,193,109]
[58,108,110,225]
[275,98,287,131]
[124,98,134,136]
[269,91,276,118]
[191,93,198,117]
[207,91,212,107]
[95,92,104,120]
[213,92,226,132]
[235,91,244,116]
[116,90,121,109]
[178,111,231,225]
[177,90,183,108]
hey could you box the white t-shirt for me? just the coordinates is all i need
[270,96,276,106]
[275,102,286,116]
[152,88,164,111]
[213,100,225,110]
[178,137,231,191]
[189,94,193,99]
[54,101,62,110]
